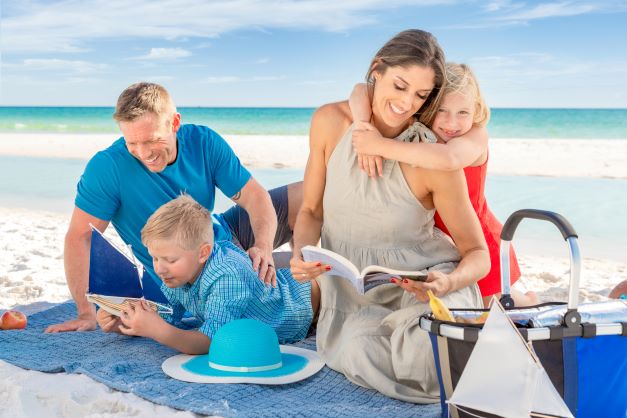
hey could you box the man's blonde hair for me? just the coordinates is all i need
[113,82,177,124]
[443,63,490,127]
[141,194,213,251]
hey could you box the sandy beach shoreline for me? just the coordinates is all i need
[1,133,627,178]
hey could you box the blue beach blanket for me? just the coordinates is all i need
[0,302,440,417]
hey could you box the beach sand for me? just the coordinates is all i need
[1,134,626,417]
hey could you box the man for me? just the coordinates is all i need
[46,82,302,332]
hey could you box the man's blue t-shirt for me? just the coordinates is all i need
[75,124,251,283]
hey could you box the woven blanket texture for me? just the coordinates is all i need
[0,302,440,417]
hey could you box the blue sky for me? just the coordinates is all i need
[1,0,626,108]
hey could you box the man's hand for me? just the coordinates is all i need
[118,300,162,338]
[96,308,124,334]
[247,246,276,287]
[45,310,97,333]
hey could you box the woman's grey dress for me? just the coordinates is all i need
[316,123,482,403]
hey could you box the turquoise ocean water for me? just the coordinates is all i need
[1,107,627,138]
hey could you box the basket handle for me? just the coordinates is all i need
[499,209,581,317]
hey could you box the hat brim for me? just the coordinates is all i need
[162,345,325,384]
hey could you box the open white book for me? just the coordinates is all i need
[301,245,427,294]
[86,225,172,317]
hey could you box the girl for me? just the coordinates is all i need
[350,63,537,307]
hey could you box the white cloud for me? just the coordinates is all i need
[482,0,520,12]
[21,58,107,74]
[2,0,453,53]
[450,1,626,29]
[495,1,598,21]
[256,57,270,64]
[468,52,608,88]
[134,48,192,60]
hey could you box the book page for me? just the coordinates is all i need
[362,273,397,292]
[361,265,428,281]
[87,294,173,317]
[301,246,363,293]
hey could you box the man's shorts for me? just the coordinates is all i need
[220,185,293,251]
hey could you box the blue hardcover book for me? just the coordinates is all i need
[86,225,172,317]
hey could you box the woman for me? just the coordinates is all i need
[290,30,490,403]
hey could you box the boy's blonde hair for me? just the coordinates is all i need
[113,82,177,124]
[443,63,490,127]
[141,194,213,251]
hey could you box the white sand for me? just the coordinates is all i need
[1,133,627,178]
[1,133,626,417]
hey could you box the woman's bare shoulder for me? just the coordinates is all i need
[311,101,352,137]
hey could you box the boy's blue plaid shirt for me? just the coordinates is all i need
[160,240,312,343]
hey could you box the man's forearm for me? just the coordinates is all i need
[250,207,277,251]
[64,232,95,317]
[247,192,277,251]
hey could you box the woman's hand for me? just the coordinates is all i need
[353,121,385,177]
[119,300,162,338]
[392,270,454,303]
[290,252,330,283]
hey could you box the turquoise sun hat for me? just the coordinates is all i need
[162,319,325,384]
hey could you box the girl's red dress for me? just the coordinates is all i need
[434,156,521,296]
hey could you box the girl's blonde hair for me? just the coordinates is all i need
[141,194,213,251]
[444,63,490,127]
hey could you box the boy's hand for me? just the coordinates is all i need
[96,308,123,334]
[119,300,162,338]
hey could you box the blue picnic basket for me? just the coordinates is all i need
[419,209,627,418]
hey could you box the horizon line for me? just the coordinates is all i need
[1,105,627,111]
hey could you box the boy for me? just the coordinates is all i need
[96,194,319,354]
